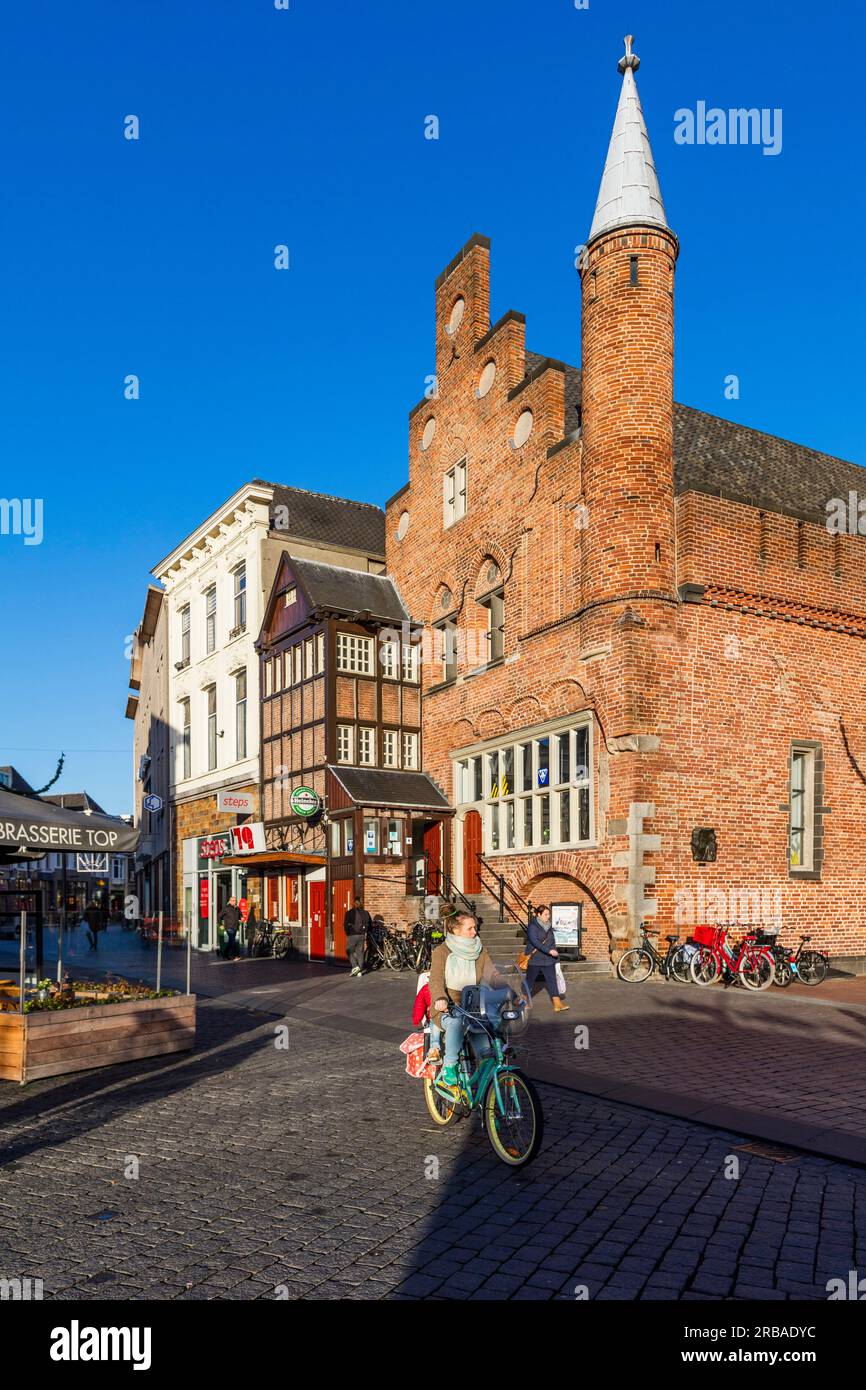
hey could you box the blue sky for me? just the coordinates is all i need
[1,0,863,813]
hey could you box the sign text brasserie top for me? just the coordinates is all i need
[0,787,139,854]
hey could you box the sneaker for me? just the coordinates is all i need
[349,966,359,976]
[441,1064,459,1086]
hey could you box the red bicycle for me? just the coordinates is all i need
[689,923,775,991]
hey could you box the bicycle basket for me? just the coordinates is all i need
[693,924,726,948]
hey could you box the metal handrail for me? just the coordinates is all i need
[474,853,532,936]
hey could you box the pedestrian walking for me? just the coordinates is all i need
[344,896,371,976]
[219,896,241,960]
[523,904,569,1012]
[83,899,101,952]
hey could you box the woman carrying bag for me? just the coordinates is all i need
[521,904,569,1013]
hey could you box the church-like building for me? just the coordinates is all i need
[383,37,866,968]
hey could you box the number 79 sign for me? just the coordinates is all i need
[228,822,265,855]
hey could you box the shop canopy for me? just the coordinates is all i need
[0,786,139,859]
[219,850,326,869]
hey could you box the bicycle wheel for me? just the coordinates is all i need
[690,946,721,986]
[423,1076,460,1126]
[483,1069,543,1168]
[669,946,693,983]
[383,936,403,970]
[739,950,774,991]
[772,956,794,987]
[273,933,292,960]
[798,951,828,986]
[616,947,654,983]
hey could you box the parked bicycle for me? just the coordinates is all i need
[616,925,694,984]
[690,923,775,990]
[249,919,295,959]
[755,930,829,988]
[423,972,543,1168]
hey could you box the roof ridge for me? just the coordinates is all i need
[259,480,385,514]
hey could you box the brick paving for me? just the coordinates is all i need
[1,979,865,1300]
[5,924,865,1162]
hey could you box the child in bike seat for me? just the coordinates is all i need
[412,971,440,1063]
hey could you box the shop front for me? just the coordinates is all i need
[219,850,326,958]
[325,766,454,953]
[182,828,261,952]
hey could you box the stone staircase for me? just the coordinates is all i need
[466,892,610,980]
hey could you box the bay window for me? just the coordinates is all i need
[456,720,593,854]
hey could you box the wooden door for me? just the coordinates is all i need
[463,810,482,893]
[423,821,441,894]
[331,878,354,962]
[309,881,326,961]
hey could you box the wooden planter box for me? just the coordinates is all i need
[0,994,196,1084]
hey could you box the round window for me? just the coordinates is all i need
[446,296,465,336]
[420,416,436,451]
[513,409,533,448]
[396,511,410,542]
[477,359,496,399]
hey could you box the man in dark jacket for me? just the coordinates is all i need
[344,896,371,977]
[84,900,101,952]
[219,896,241,960]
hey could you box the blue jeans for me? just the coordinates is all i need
[441,1013,465,1066]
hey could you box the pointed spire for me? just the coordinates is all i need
[589,36,669,243]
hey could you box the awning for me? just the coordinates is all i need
[219,851,326,869]
[0,787,139,855]
[326,765,453,813]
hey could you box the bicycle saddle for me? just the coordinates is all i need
[665,935,679,943]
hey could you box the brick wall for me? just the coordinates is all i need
[385,232,866,967]
[172,786,259,919]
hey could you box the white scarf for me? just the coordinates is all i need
[444,932,482,992]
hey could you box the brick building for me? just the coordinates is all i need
[384,38,866,968]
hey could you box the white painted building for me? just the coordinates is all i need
[148,479,385,949]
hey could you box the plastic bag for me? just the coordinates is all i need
[555,962,567,995]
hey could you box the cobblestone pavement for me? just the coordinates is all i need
[6,925,865,1162]
[1,994,865,1301]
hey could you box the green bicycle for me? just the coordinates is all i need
[423,983,544,1168]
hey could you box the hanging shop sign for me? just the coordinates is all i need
[289,786,321,819]
[199,834,231,863]
[227,822,266,855]
[216,790,255,815]
[142,794,164,813]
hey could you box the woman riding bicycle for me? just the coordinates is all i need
[428,910,513,1086]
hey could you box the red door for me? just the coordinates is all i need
[309,882,326,961]
[331,879,354,961]
[463,810,482,893]
[423,822,442,894]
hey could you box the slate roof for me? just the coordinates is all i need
[327,766,451,811]
[0,767,36,797]
[42,791,108,816]
[256,481,385,557]
[522,356,865,529]
[290,556,409,624]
